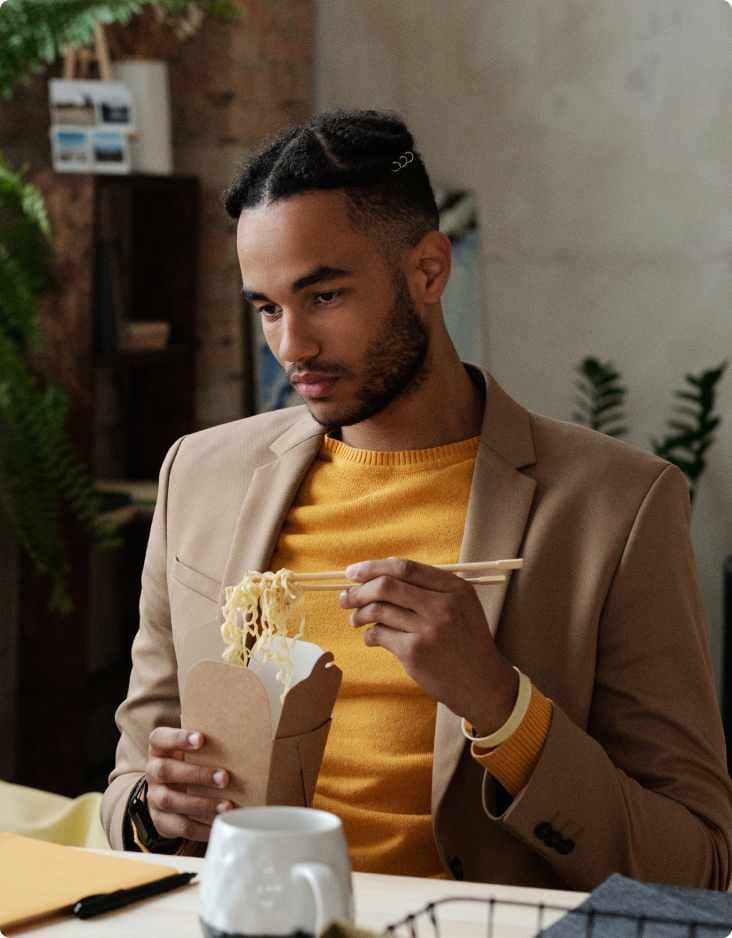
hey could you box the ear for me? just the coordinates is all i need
[411,230,452,304]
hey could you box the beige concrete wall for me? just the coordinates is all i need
[314,0,732,690]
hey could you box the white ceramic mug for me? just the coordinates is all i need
[199,806,354,937]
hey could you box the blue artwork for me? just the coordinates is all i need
[249,186,482,413]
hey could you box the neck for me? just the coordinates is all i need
[338,343,485,451]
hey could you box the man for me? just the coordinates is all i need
[102,108,732,890]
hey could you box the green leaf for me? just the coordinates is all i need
[602,424,628,438]
[573,355,627,438]
[0,0,240,99]
[673,390,701,404]
[0,154,119,612]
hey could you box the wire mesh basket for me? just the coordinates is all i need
[382,895,732,938]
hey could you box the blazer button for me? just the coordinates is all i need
[557,837,575,855]
[448,855,464,880]
[547,829,565,851]
[534,822,552,842]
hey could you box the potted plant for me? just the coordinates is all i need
[573,355,727,504]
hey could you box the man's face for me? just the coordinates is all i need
[236,190,430,428]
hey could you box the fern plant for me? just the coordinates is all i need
[573,356,628,437]
[651,362,727,504]
[573,355,727,507]
[0,155,118,612]
[0,0,238,99]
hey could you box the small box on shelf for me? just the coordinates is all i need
[117,320,170,352]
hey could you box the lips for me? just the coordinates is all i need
[291,374,339,399]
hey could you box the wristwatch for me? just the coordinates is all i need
[127,776,182,854]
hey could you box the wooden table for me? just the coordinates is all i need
[9,850,587,937]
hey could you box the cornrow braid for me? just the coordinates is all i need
[224,108,440,273]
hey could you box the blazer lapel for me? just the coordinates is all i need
[432,369,538,817]
[218,411,324,606]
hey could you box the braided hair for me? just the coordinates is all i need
[224,108,440,273]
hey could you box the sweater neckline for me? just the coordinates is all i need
[321,433,480,468]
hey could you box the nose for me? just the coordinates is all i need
[275,311,320,367]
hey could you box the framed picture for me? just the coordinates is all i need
[49,79,135,129]
[245,184,483,414]
[48,79,135,174]
[49,128,93,173]
[92,130,130,173]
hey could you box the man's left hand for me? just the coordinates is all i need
[339,556,518,735]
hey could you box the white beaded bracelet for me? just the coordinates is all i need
[460,667,532,749]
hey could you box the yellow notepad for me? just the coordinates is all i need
[0,832,178,930]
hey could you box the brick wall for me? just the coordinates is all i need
[0,0,314,428]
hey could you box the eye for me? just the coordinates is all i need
[258,304,280,319]
[257,289,343,319]
[313,289,343,306]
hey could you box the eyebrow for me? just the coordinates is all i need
[241,265,355,303]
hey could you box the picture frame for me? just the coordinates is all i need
[48,79,135,174]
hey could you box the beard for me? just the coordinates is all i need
[293,268,430,430]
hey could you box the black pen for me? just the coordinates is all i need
[72,871,197,919]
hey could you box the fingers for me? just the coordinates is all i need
[346,556,466,592]
[346,596,421,631]
[340,570,422,628]
[148,804,214,843]
[149,727,205,758]
[363,624,411,659]
[148,786,233,823]
[146,727,236,842]
[146,752,230,791]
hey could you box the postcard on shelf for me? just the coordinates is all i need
[49,79,135,130]
[48,79,135,174]
[181,640,342,808]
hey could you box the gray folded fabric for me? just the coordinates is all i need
[541,874,732,938]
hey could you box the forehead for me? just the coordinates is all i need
[236,190,378,274]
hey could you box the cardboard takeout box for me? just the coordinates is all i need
[181,641,342,807]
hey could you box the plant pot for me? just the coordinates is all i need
[112,59,173,174]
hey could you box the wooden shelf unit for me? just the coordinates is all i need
[15,172,200,796]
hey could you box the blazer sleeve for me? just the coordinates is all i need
[484,464,732,890]
[100,436,187,851]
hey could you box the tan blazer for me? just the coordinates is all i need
[101,368,732,891]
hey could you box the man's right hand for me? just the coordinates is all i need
[145,727,234,842]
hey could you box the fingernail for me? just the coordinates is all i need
[213,770,227,787]
[345,564,360,578]
[339,590,348,606]
[217,801,231,813]
[188,732,202,747]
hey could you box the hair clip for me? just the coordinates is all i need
[391,150,414,173]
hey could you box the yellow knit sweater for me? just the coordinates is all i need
[268,432,552,876]
[269,433,480,876]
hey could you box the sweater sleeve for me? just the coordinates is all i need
[470,683,553,795]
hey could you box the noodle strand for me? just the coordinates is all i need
[221,568,305,698]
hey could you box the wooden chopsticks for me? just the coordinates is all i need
[293,558,523,591]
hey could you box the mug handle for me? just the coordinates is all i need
[291,861,347,934]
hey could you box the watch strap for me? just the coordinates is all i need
[127,775,181,854]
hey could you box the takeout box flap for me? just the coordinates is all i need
[266,719,332,805]
[276,651,342,738]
